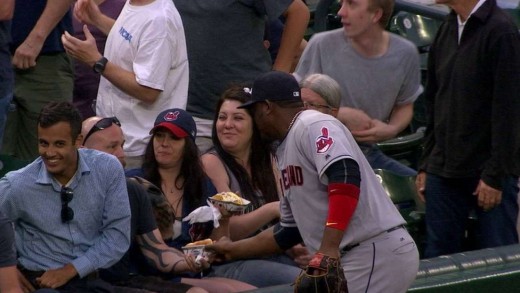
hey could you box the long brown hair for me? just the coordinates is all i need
[211,84,279,209]
[142,134,207,213]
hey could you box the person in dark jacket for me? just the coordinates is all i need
[416,0,520,258]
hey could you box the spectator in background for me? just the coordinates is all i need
[172,0,309,153]
[2,0,74,161]
[0,0,14,152]
[300,73,341,117]
[0,101,131,292]
[416,0,520,258]
[201,85,305,287]
[63,0,189,169]
[294,0,423,176]
[72,0,125,119]
[265,18,307,72]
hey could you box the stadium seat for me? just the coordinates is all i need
[374,168,426,257]
[376,130,425,170]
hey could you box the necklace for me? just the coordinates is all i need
[162,183,183,218]
[280,110,303,143]
[287,110,303,133]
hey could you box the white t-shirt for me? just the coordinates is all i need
[98,0,189,157]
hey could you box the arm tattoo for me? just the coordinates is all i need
[170,259,185,274]
[137,231,186,274]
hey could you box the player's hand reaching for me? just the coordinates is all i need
[294,252,348,293]
[205,236,235,262]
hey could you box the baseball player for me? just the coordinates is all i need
[208,71,419,292]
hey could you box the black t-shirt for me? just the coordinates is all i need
[100,179,158,282]
[0,210,16,268]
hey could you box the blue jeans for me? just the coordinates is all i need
[360,144,417,176]
[424,174,519,258]
[207,255,301,287]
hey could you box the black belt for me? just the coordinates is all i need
[386,224,406,233]
[18,265,99,284]
[341,225,406,253]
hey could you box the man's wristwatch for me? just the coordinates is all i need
[93,57,108,74]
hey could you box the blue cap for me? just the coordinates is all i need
[150,108,196,141]
[238,71,301,108]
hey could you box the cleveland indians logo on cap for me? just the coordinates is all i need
[164,111,179,121]
[316,127,334,153]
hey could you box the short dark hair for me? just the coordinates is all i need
[38,101,82,140]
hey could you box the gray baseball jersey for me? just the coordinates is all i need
[277,110,405,253]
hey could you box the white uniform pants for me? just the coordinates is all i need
[341,227,419,293]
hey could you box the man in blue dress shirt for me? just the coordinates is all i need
[0,101,131,292]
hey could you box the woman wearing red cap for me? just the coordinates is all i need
[126,108,255,292]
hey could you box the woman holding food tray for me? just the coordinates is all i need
[126,108,255,292]
[200,85,306,287]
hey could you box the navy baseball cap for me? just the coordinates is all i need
[238,71,301,108]
[150,108,197,141]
